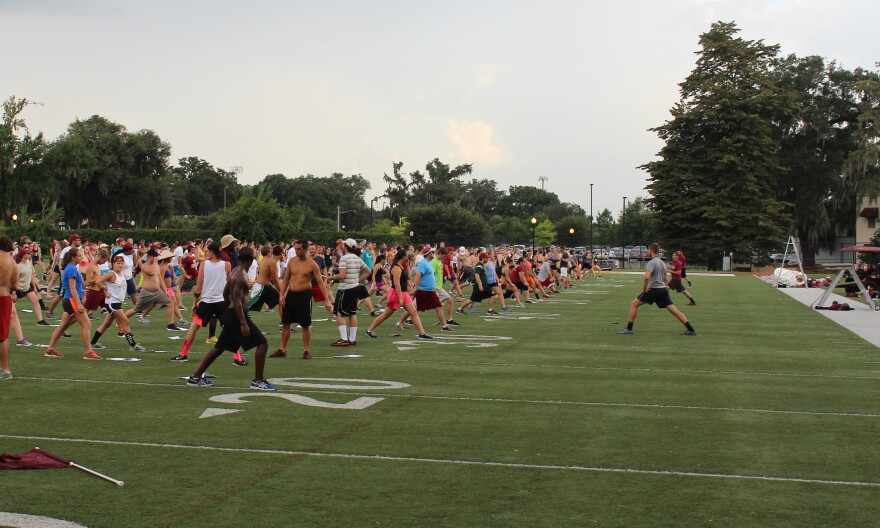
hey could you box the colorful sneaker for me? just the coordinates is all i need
[466,305,476,312]
[365,330,378,339]
[616,329,635,335]
[251,379,277,391]
[16,339,32,347]
[166,324,184,331]
[418,334,434,340]
[170,354,188,362]
[680,330,697,336]
[331,339,350,347]
[500,307,512,312]
[44,348,64,358]
[83,350,103,360]
[130,344,147,352]
[446,319,461,326]
[0,371,12,381]
[138,315,150,324]
[91,343,106,350]
[269,349,287,358]
[233,358,250,367]
[302,351,312,359]
[205,336,218,344]
[187,376,214,387]
[36,320,50,326]
[61,332,72,338]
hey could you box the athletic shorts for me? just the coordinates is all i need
[333,288,359,317]
[681,267,688,278]
[356,283,371,300]
[214,309,267,353]
[560,267,569,277]
[103,302,124,314]
[84,289,107,311]
[15,284,34,299]
[194,301,227,328]
[414,289,441,312]
[387,288,412,311]
[515,281,529,291]
[180,278,197,292]
[461,266,474,283]
[248,283,280,311]
[469,286,487,303]
[638,288,674,309]
[668,279,686,293]
[436,288,451,302]
[282,290,312,328]
[0,296,12,341]
[126,278,138,296]
[61,297,80,316]
[134,288,172,313]
[540,278,552,288]
[311,284,326,302]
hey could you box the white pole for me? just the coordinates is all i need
[70,462,125,487]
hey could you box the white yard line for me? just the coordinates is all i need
[13,376,880,418]
[1,433,876,488]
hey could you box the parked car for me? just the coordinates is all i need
[597,258,620,269]
[573,246,586,256]
[610,247,624,259]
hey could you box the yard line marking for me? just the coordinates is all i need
[14,376,880,418]
[1,433,876,488]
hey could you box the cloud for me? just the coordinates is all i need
[446,120,509,167]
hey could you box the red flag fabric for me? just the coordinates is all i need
[0,448,72,470]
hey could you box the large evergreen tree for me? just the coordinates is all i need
[641,22,793,262]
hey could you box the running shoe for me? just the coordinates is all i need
[205,336,218,344]
[61,332,72,338]
[16,339,32,347]
[233,358,249,367]
[680,330,697,336]
[83,350,103,360]
[616,329,635,335]
[44,312,58,319]
[0,371,11,381]
[446,319,461,326]
[178,318,190,325]
[418,334,434,340]
[302,351,312,359]
[687,301,696,306]
[138,315,150,324]
[348,341,357,346]
[515,303,525,308]
[178,306,187,311]
[486,310,499,315]
[166,324,184,331]
[269,349,287,358]
[88,314,99,321]
[36,320,50,326]
[44,348,63,357]
[117,332,125,338]
[251,379,277,391]
[466,305,476,312]
[441,326,454,332]
[170,354,188,362]
[331,339,350,347]
[130,344,147,352]
[91,343,106,350]
[187,376,214,387]
[395,322,405,331]
[500,307,512,312]
[455,308,466,315]
[365,330,378,339]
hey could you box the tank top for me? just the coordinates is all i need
[107,271,126,304]
[393,263,408,292]
[374,267,385,284]
[201,260,227,304]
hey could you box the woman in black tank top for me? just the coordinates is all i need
[363,248,432,340]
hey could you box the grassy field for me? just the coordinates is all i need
[2,272,879,527]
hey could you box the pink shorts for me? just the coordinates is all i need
[387,289,412,311]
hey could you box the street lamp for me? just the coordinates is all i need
[569,227,575,248]
[622,197,628,269]
[531,217,538,252]
[370,197,379,231]
[337,206,356,231]
[589,183,594,252]
[11,214,18,223]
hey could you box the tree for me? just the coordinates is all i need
[500,186,561,219]
[641,22,793,264]
[0,96,42,218]
[205,188,304,242]
[171,157,242,216]
[405,204,485,246]
[554,215,590,247]
[534,219,556,246]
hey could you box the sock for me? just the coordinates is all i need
[125,333,136,347]
[209,325,216,338]
[39,299,47,310]
[233,350,244,362]
[626,322,634,331]
[91,330,102,345]
[181,340,192,356]
[685,322,695,332]
[339,325,348,341]
[349,327,357,342]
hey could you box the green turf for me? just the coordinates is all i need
[2,273,880,527]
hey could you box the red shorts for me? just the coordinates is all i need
[540,278,553,287]
[0,295,12,341]
[387,289,413,311]
[84,289,107,311]
[414,290,441,312]
[311,284,326,302]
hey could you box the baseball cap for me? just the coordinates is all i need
[220,234,238,249]
[186,244,194,250]
[116,237,125,244]
[479,252,489,259]
[344,238,357,248]
[146,248,160,257]
[123,242,135,250]
[68,234,81,242]
[422,247,434,255]
[112,255,125,263]
[458,246,466,255]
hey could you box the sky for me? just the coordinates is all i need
[4,0,878,217]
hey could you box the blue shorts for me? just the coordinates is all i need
[126,278,138,296]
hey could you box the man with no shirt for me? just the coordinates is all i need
[274,240,333,359]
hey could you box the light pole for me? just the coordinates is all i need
[531,217,538,253]
[569,227,575,248]
[337,206,356,232]
[622,197,628,269]
[589,183,594,252]
[370,197,379,231]
[539,176,548,190]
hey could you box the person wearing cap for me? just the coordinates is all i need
[185,247,276,390]
[410,246,454,332]
[125,248,178,330]
[220,234,240,269]
[326,238,371,347]
[87,255,146,352]
[0,236,18,379]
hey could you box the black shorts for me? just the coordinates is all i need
[103,302,124,314]
[333,287,359,317]
[638,288,674,309]
[469,286,488,302]
[180,278,197,292]
[355,283,370,300]
[249,283,280,312]
[15,284,33,299]
[668,279,686,293]
[194,301,227,328]
[515,281,529,291]
[214,310,267,353]
[282,290,312,328]
[61,297,80,316]
[461,267,475,283]
[681,267,688,278]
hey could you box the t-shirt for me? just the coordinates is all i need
[474,263,488,288]
[171,246,184,267]
[430,257,444,290]
[62,263,84,299]
[561,252,570,268]
[645,257,667,289]
[416,259,435,291]
[670,259,683,280]
[16,261,34,291]
[362,249,374,271]
[338,253,364,290]
[485,261,498,284]
[182,254,198,280]
[537,261,551,282]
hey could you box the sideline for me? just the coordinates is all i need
[0,513,87,528]
[609,271,735,277]
[1,433,877,489]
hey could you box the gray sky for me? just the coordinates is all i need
[4,0,878,217]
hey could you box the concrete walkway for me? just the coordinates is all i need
[775,285,880,348]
